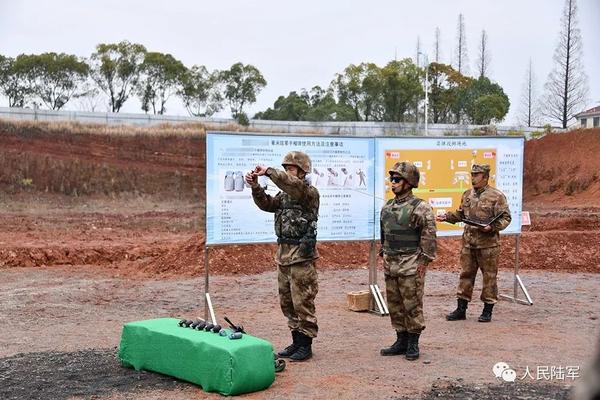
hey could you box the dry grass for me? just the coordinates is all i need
[0,118,209,198]
[0,118,208,138]
[0,118,328,198]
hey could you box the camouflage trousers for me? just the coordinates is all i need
[457,246,500,304]
[384,273,425,333]
[278,260,319,338]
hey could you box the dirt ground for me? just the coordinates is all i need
[0,195,598,400]
[1,263,597,399]
[1,125,600,399]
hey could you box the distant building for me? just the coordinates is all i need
[575,106,600,128]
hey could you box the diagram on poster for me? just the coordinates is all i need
[383,148,497,232]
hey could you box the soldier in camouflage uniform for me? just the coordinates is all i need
[244,151,319,362]
[379,162,437,361]
[437,164,512,323]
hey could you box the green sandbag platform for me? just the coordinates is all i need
[118,318,275,395]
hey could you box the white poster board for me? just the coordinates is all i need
[206,132,375,245]
[206,132,524,245]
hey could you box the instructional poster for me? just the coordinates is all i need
[375,137,524,237]
[206,132,376,245]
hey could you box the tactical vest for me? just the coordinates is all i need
[381,197,422,255]
[274,191,318,257]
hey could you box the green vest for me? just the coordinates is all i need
[381,197,422,255]
[274,191,318,256]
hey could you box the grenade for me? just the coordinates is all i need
[229,332,243,340]
[195,320,206,330]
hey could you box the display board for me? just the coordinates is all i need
[206,132,524,245]
[206,132,375,244]
[374,137,524,237]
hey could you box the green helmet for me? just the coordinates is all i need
[389,161,420,188]
[282,151,311,173]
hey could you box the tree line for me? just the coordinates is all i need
[0,42,266,124]
[0,0,589,128]
[256,60,509,125]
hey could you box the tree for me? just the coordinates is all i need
[454,14,469,75]
[433,27,442,63]
[427,62,470,123]
[476,30,491,78]
[415,36,422,66]
[0,55,32,107]
[332,62,383,121]
[380,59,423,122]
[220,62,266,119]
[303,86,355,121]
[254,86,354,121]
[89,41,146,112]
[178,65,223,117]
[254,91,309,121]
[518,59,541,127]
[544,0,589,128]
[75,87,104,112]
[16,53,89,110]
[461,77,510,124]
[137,52,186,114]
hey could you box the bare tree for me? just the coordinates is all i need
[433,27,442,63]
[518,59,541,127]
[544,0,589,128]
[454,14,469,75]
[415,36,422,65]
[476,30,492,78]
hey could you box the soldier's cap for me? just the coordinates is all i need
[471,164,491,174]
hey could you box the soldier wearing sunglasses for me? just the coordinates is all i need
[379,161,437,360]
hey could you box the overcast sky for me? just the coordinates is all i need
[1,0,599,124]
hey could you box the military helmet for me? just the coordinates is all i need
[282,151,311,173]
[389,161,420,188]
[471,164,491,176]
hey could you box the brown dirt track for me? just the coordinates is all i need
[1,121,599,399]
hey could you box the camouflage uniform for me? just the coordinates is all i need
[251,166,320,338]
[445,165,512,304]
[381,192,437,333]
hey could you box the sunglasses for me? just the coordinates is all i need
[389,176,403,184]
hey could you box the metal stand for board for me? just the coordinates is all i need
[204,245,210,320]
[499,235,533,305]
[368,241,389,316]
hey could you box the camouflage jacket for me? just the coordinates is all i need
[445,185,512,248]
[251,167,320,266]
[380,192,437,277]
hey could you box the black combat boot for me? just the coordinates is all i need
[478,303,494,322]
[446,298,468,321]
[405,332,420,361]
[277,330,299,358]
[380,331,408,356]
[289,332,312,361]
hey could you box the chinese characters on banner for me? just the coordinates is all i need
[206,132,524,245]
